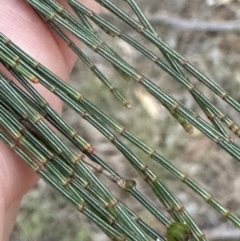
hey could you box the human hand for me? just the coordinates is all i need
[0,1,100,239]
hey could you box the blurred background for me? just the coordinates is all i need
[10,0,240,240]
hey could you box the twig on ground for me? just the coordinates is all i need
[149,10,240,33]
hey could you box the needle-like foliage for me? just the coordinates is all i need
[1,1,240,240]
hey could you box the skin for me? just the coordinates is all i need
[0,0,100,240]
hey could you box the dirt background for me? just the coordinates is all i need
[10,0,240,240]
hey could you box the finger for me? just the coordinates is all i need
[0,0,100,238]
[0,0,71,104]
[0,0,71,211]
[0,0,100,207]
[1,0,101,104]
